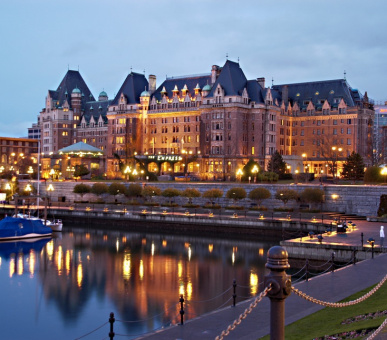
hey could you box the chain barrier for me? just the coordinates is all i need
[366,315,387,340]
[186,286,232,304]
[116,303,179,323]
[290,264,307,277]
[214,285,271,340]
[74,322,109,340]
[292,273,387,308]
[308,259,332,269]
[291,272,307,284]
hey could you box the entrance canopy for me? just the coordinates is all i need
[58,142,104,157]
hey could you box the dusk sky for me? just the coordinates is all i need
[1,0,387,137]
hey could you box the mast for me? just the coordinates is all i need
[37,141,40,215]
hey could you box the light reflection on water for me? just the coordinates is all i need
[0,226,279,340]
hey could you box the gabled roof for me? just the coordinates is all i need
[81,99,112,124]
[58,142,104,155]
[112,72,149,105]
[207,60,247,97]
[49,70,95,109]
[246,80,266,103]
[272,79,357,108]
[151,74,211,101]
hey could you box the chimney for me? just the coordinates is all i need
[282,85,288,104]
[211,65,220,85]
[257,77,265,88]
[149,74,156,95]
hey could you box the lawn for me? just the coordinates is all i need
[259,280,387,339]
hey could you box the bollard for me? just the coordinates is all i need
[232,279,237,307]
[353,249,357,265]
[264,246,291,340]
[305,259,309,282]
[331,252,335,273]
[109,312,115,340]
[361,232,364,247]
[179,295,185,325]
[371,243,374,259]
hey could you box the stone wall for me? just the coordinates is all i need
[20,181,385,217]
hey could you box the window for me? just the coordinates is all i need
[347,128,351,134]
[347,138,351,145]
[333,128,337,135]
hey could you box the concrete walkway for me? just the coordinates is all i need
[138,220,387,340]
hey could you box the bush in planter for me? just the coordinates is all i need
[108,183,126,197]
[203,188,223,206]
[161,188,182,205]
[181,188,201,205]
[225,205,245,210]
[300,188,324,209]
[226,187,246,205]
[249,206,268,211]
[248,187,271,208]
[275,189,298,207]
[377,195,387,217]
[142,185,161,202]
[273,207,294,212]
[73,183,91,200]
[125,183,143,199]
[91,183,108,197]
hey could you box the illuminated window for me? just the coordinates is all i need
[62,131,68,136]
[251,146,255,155]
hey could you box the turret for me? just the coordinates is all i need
[71,87,82,115]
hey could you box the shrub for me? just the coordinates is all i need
[226,187,247,204]
[181,188,201,204]
[108,183,126,196]
[203,188,223,204]
[125,183,142,198]
[142,185,161,201]
[91,183,108,197]
[248,188,271,207]
[258,172,279,183]
[300,188,324,205]
[73,183,91,198]
[275,189,298,206]
[161,188,182,204]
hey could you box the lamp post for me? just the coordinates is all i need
[124,165,131,181]
[236,168,243,182]
[302,153,308,183]
[49,168,55,181]
[381,167,387,184]
[47,183,54,211]
[252,165,259,183]
[331,147,343,182]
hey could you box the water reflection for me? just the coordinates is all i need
[0,227,279,340]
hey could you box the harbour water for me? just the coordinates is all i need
[0,224,280,340]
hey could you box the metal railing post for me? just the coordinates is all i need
[232,279,237,307]
[264,246,292,340]
[109,312,115,340]
[361,232,364,247]
[331,252,335,273]
[305,259,309,282]
[179,295,185,325]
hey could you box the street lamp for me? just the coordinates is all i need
[236,168,243,182]
[124,165,131,181]
[47,183,54,209]
[331,147,343,182]
[381,167,387,184]
[252,165,259,183]
[49,168,55,181]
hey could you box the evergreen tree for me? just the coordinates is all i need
[342,152,365,180]
[241,159,261,182]
[267,151,286,175]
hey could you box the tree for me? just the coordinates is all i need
[226,187,247,205]
[108,183,126,196]
[377,195,387,217]
[91,183,108,197]
[267,151,286,176]
[73,164,90,179]
[300,188,324,209]
[161,188,182,204]
[341,152,365,181]
[203,188,223,205]
[275,189,298,206]
[241,159,261,182]
[248,188,271,207]
[364,166,383,183]
[181,188,201,205]
[142,185,161,202]
[73,183,91,199]
[125,183,142,199]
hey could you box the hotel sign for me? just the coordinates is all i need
[147,155,183,162]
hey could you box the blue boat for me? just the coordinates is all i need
[0,216,52,241]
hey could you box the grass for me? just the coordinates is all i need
[259,281,387,340]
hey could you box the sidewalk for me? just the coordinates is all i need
[139,234,387,339]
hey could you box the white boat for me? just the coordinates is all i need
[13,213,63,232]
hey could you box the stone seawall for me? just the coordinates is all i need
[19,181,385,217]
